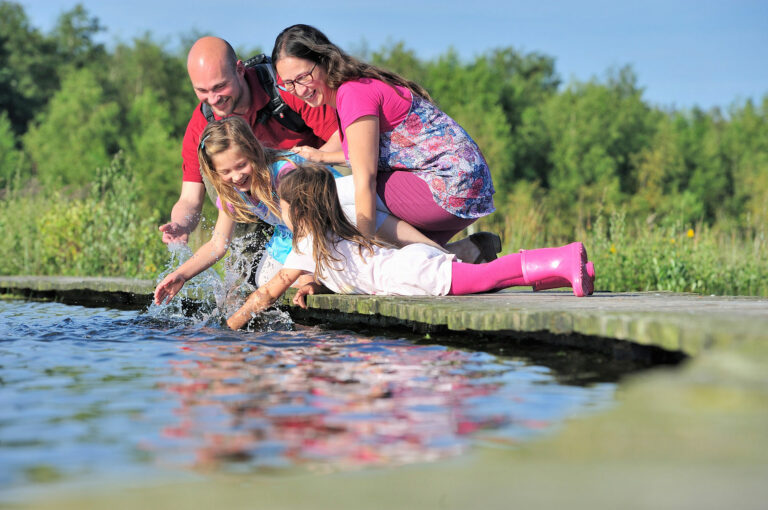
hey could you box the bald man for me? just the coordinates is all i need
[159,36,342,244]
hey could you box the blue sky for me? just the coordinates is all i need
[19,0,768,111]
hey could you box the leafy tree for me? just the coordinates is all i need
[49,3,106,70]
[534,67,658,231]
[667,107,734,222]
[419,50,516,197]
[720,96,768,229]
[0,2,107,137]
[370,41,428,87]
[0,111,21,188]
[629,114,701,223]
[458,48,561,190]
[122,89,181,210]
[108,34,193,137]
[486,48,559,184]
[0,1,58,136]
[23,67,120,188]
[486,47,560,124]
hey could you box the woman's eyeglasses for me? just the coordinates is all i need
[277,63,317,92]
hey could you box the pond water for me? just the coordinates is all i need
[0,298,617,503]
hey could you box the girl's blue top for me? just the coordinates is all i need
[231,153,340,263]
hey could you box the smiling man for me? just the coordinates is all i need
[159,36,342,246]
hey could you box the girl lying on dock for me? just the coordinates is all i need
[226,164,595,330]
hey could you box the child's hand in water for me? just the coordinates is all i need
[154,273,186,305]
[292,282,327,309]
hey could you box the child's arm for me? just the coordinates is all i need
[226,268,305,330]
[292,281,331,309]
[154,212,235,305]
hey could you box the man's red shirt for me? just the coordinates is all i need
[181,67,338,183]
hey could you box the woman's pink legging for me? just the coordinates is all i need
[376,171,476,245]
[448,254,525,295]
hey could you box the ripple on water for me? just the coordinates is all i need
[0,299,616,493]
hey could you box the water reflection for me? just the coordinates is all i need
[151,328,614,472]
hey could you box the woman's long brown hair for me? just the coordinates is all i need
[277,163,383,281]
[272,24,432,102]
[198,116,289,223]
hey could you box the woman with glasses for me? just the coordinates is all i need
[271,24,500,264]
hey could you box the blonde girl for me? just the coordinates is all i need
[154,117,444,306]
[227,165,595,330]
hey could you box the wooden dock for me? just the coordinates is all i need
[3,275,768,508]
[2,275,766,356]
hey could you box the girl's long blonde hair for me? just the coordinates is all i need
[198,116,288,223]
[277,163,383,281]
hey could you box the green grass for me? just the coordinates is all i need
[585,212,767,296]
[0,154,168,279]
[1,157,766,297]
[483,201,768,297]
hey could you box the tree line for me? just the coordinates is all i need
[2,1,767,243]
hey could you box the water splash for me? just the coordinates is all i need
[146,242,218,324]
[223,232,294,332]
[146,234,292,331]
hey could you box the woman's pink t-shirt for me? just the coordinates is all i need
[335,78,412,160]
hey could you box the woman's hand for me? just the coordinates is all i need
[291,145,346,165]
[154,273,186,305]
[290,145,324,162]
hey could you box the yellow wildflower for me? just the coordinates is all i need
[687,228,695,238]
[670,238,676,244]
[610,244,617,254]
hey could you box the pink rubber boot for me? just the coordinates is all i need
[520,242,593,297]
[531,261,595,295]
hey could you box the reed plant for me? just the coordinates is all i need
[586,212,767,296]
[0,153,168,279]
[482,198,768,297]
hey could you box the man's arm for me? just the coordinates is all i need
[162,106,212,244]
[158,181,206,244]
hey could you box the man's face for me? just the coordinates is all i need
[189,60,245,117]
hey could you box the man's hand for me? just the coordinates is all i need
[159,222,190,245]
[162,182,206,244]
[292,282,327,309]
